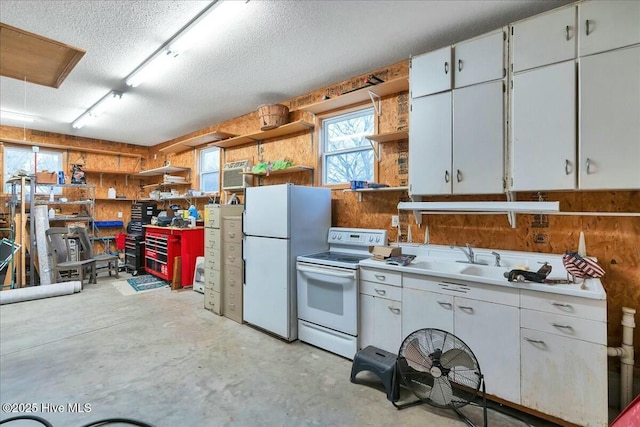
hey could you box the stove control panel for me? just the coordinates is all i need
[328,228,387,247]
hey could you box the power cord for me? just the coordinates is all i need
[0,415,153,427]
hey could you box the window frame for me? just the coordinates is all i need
[2,145,63,195]
[199,146,221,193]
[319,105,377,188]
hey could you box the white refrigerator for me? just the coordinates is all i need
[243,184,331,341]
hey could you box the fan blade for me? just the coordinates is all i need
[429,377,453,406]
[440,348,475,370]
[404,338,431,372]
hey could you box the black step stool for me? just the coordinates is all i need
[350,345,399,402]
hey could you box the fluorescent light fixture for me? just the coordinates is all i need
[124,0,223,88]
[397,201,560,213]
[125,49,179,88]
[72,90,122,129]
[0,110,36,122]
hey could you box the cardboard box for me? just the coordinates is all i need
[369,245,402,261]
[36,171,58,184]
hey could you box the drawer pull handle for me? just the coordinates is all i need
[458,305,474,313]
[437,301,453,309]
[525,338,545,345]
[552,323,573,330]
[565,25,571,41]
[228,256,235,262]
[375,289,386,296]
[388,307,401,315]
[585,19,591,36]
[552,302,572,308]
[229,232,235,238]
[444,61,449,74]
[374,274,386,281]
[458,59,463,72]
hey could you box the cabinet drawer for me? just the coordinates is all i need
[360,268,401,287]
[521,289,606,322]
[204,268,221,292]
[205,251,221,271]
[223,243,242,267]
[205,228,221,249]
[204,206,221,228]
[223,288,243,324]
[204,289,222,315]
[360,280,401,301]
[224,264,243,289]
[521,309,606,345]
[404,273,519,306]
[222,218,242,243]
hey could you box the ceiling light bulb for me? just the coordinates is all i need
[0,110,36,122]
[125,49,179,88]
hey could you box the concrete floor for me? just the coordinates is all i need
[0,273,561,427]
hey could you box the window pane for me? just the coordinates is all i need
[3,147,62,194]
[201,172,219,193]
[324,110,374,152]
[324,150,374,184]
[201,148,220,173]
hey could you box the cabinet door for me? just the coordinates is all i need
[521,329,608,427]
[373,297,402,354]
[511,61,576,191]
[411,47,452,98]
[359,293,375,350]
[579,46,640,189]
[454,298,520,404]
[402,288,453,341]
[453,81,504,194]
[409,92,452,196]
[579,0,640,57]
[511,5,576,72]
[454,30,505,88]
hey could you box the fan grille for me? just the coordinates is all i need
[397,328,481,409]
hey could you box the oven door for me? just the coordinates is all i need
[296,261,358,336]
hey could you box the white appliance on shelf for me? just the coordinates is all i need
[297,227,387,359]
[243,183,331,341]
[222,160,251,191]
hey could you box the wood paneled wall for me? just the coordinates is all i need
[2,59,638,370]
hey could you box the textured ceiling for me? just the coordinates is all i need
[0,0,569,147]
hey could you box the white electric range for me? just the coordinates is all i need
[296,227,387,359]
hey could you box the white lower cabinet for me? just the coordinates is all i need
[521,329,607,426]
[402,275,520,403]
[359,268,402,354]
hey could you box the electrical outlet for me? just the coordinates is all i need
[153,154,157,160]
[391,215,399,227]
[117,211,123,218]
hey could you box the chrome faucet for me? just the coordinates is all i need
[491,251,501,267]
[453,244,475,263]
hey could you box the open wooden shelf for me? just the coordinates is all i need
[160,131,236,154]
[241,165,313,176]
[365,130,408,143]
[210,120,314,149]
[1,138,142,158]
[83,168,138,175]
[343,185,408,202]
[301,77,409,115]
[142,182,191,190]
[95,197,136,201]
[136,165,190,177]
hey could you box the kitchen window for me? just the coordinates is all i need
[322,108,375,185]
[200,146,220,192]
[2,145,63,195]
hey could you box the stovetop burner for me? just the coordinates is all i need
[302,251,371,265]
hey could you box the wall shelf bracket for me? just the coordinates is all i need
[368,90,382,116]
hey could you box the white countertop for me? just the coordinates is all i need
[359,244,606,300]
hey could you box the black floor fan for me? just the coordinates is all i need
[392,328,488,427]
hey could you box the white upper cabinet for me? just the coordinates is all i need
[579,45,640,190]
[454,30,506,88]
[511,5,577,72]
[579,0,640,57]
[410,47,453,98]
[409,92,452,196]
[453,81,505,194]
[511,61,576,191]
